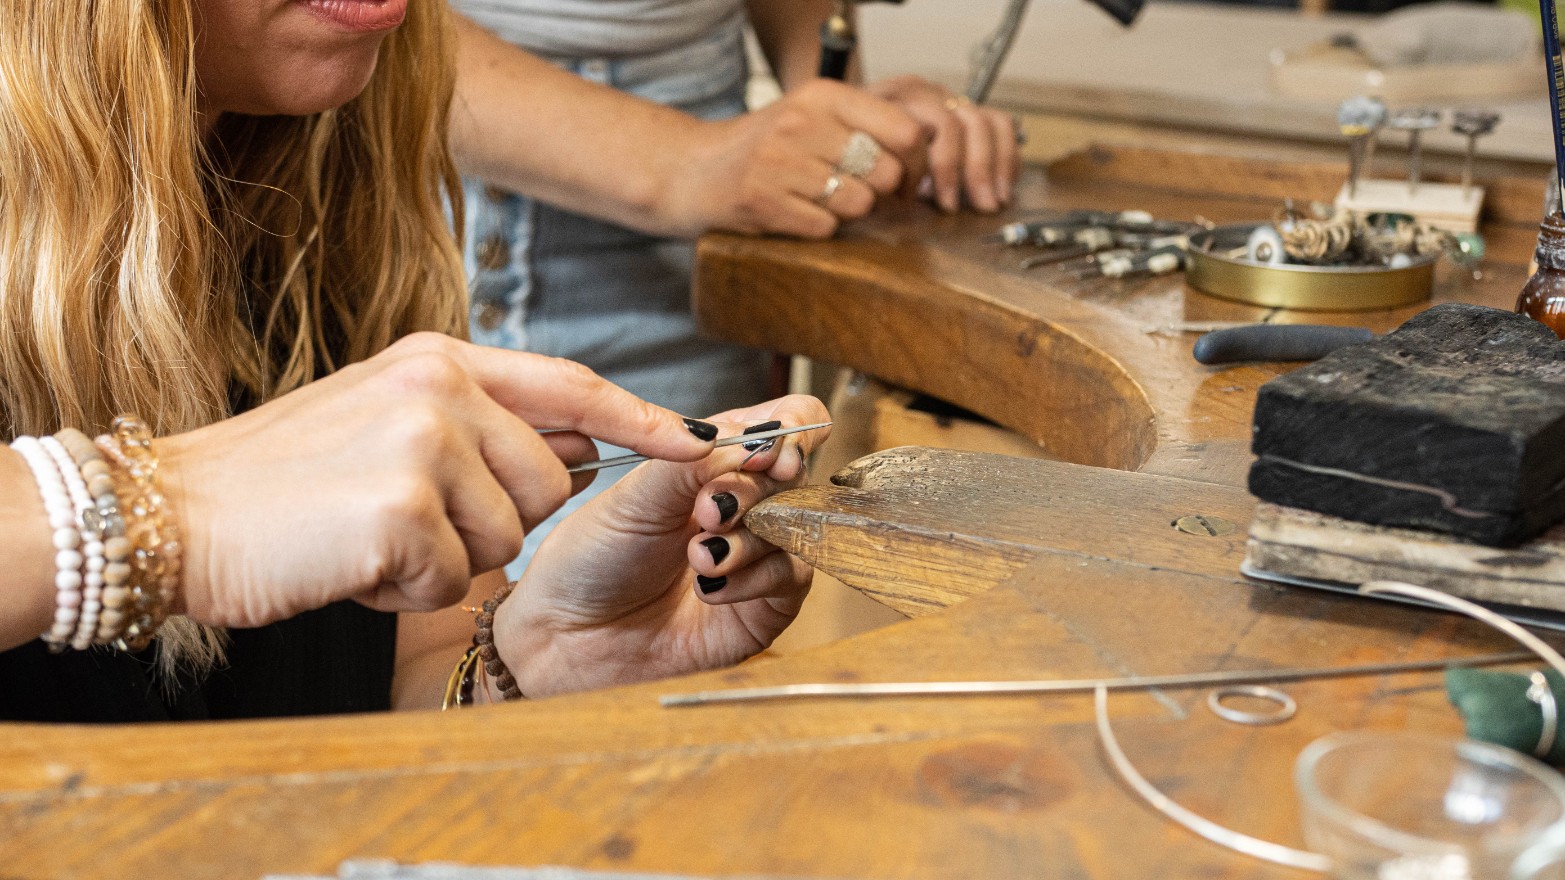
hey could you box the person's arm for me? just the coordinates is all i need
[449,15,711,238]
[0,333,725,670]
[450,13,926,240]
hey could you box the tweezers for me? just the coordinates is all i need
[566,422,832,474]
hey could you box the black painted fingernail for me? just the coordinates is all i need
[701,536,731,565]
[697,574,728,594]
[740,420,783,451]
[712,492,739,523]
[683,418,718,441]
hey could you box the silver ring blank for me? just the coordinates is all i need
[816,173,844,205]
[836,131,880,179]
[1206,685,1297,726]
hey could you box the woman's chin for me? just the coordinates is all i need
[208,60,380,117]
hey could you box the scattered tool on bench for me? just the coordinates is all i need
[1191,323,1375,365]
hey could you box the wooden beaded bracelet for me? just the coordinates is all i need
[442,581,526,709]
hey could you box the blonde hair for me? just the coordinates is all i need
[0,0,468,676]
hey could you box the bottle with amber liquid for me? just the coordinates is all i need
[1517,211,1565,340]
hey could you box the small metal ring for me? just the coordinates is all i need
[1206,685,1297,726]
[816,173,844,205]
[1527,671,1558,759]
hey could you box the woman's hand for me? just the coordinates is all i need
[667,76,1020,239]
[493,395,832,698]
[667,78,926,239]
[155,333,720,630]
[866,75,1022,215]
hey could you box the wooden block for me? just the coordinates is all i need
[1246,502,1565,612]
[1333,179,1482,234]
[1250,303,1565,546]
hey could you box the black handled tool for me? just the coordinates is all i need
[818,0,904,81]
[1192,325,1375,365]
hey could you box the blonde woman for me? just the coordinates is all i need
[0,0,828,721]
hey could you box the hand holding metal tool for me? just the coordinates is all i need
[566,423,833,474]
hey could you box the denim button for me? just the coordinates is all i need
[474,301,507,332]
[477,236,509,271]
[581,58,610,82]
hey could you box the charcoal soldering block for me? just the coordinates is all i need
[1248,304,1565,547]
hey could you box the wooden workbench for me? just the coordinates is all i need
[0,147,1554,879]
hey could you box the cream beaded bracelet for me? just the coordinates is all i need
[39,436,100,650]
[11,436,84,650]
[50,430,113,649]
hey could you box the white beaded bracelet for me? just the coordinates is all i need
[11,436,83,650]
[41,435,105,650]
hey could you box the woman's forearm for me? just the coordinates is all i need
[449,14,712,238]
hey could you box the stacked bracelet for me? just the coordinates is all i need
[94,416,182,653]
[10,415,182,654]
[11,437,84,651]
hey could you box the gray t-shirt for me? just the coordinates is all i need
[454,0,744,58]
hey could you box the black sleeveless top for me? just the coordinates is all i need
[0,602,397,722]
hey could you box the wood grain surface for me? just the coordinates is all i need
[0,147,1553,879]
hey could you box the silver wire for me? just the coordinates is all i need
[658,652,1530,707]
[1095,685,1334,872]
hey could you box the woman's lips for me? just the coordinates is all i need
[298,0,408,33]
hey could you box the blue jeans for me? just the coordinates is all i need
[462,17,770,578]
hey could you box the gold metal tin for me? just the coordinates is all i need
[1186,225,1435,312]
